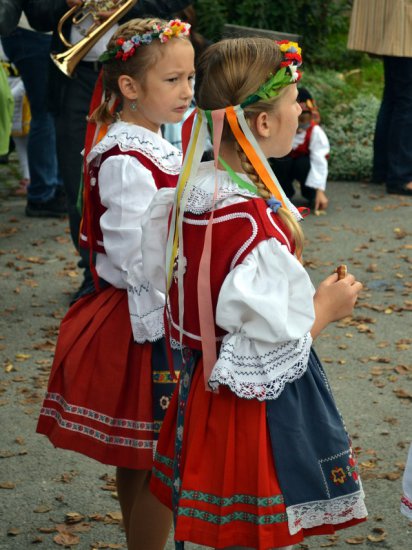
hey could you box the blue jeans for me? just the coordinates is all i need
[2,28,61,202]
[373,56,412,188]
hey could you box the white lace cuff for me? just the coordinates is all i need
[208,331,312,400]
[127,281,165,343]
[287,490,367,535]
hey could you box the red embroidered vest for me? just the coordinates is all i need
[168,198,296,350]
[80,145,179,254]
[290,121,316,159]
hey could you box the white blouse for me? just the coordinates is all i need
[87,121,182,343]
[142,165,315,400]
[292,124,330,191]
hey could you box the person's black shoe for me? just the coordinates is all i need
[386,183,412,196]
[25,193,67,218]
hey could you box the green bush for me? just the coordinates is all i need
[324,94,380,181]
[194,0,355,68]
[192,0,385,182]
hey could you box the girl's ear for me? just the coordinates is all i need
[118,75,140,101]
[254,111,275,138]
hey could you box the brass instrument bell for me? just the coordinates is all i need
[51,0,137,77]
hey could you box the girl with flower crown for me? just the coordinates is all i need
[142,38,368,549]
[36,18,194,550]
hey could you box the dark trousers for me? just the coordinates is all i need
[269,155,316,203]
[54,63,99,283]
[1,29,61,202]
[373,56,412,189]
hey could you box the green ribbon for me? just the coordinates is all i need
[204,110,259,196]
[241,67,290,108]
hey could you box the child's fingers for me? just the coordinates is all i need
[323,272,339,285]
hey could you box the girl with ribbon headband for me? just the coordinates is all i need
[143,37,367,548]
[36,18,194,550]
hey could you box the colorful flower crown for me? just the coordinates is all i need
[241,40,302,108]
[99,19,191,63]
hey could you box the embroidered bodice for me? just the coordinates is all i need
[83,122,182,343]
[142,162,315,399]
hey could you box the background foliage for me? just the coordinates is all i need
[194,0,384,181]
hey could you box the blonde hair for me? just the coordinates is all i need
[90,18,190,125]
[195,38,304,255]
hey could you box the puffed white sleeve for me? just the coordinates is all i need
[401,443,412,520]
[98,154,165,343]
[305,125,330,191]
[209,239,315,400]
[141,187,176,293]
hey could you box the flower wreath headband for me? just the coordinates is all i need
[99,19,191,63]
[165,41,304,388]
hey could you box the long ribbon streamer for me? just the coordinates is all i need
[197,108,225,389]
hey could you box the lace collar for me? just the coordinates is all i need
[185,161,259,214]
[87,121,182,174]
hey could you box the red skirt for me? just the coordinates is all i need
[37,286,165,470]
[151,357,365,549]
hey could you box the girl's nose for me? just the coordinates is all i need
[183,80,194,98]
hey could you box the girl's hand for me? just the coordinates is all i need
[311,272,363,339]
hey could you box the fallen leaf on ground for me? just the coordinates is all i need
[33,504,51,513]
[393,388,412,400]
[0,481,15,489]
[65,512,85,524]
[367,527,386,542]
[345,536,366,544]
[53,532,80,546]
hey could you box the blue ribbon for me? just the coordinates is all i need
[267,196,282,213]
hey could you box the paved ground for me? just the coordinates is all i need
[0,155,411,549]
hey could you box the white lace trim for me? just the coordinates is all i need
[185,181,257,214]
[208,332,312,401]
[87,122,182,175]
[287,490,368,535]
[127,281,165,343]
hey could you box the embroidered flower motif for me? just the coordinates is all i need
[177,425,184,441]
[330,466,347,484]
[346,452,359,482]
[174,476,181,491]
[159,395,170,410]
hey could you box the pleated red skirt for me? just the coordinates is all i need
[37,286,160,469]
[151,357,364,549]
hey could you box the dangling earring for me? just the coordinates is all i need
[130,100,137,111]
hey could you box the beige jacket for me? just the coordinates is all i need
[347,0,412,57]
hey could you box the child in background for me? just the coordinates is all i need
[270,87,329,212]
[143,38,367,548]
[36,18,194,550]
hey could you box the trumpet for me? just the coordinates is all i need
[51,0,137,77]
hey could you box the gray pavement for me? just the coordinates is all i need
[0,155,411,549]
